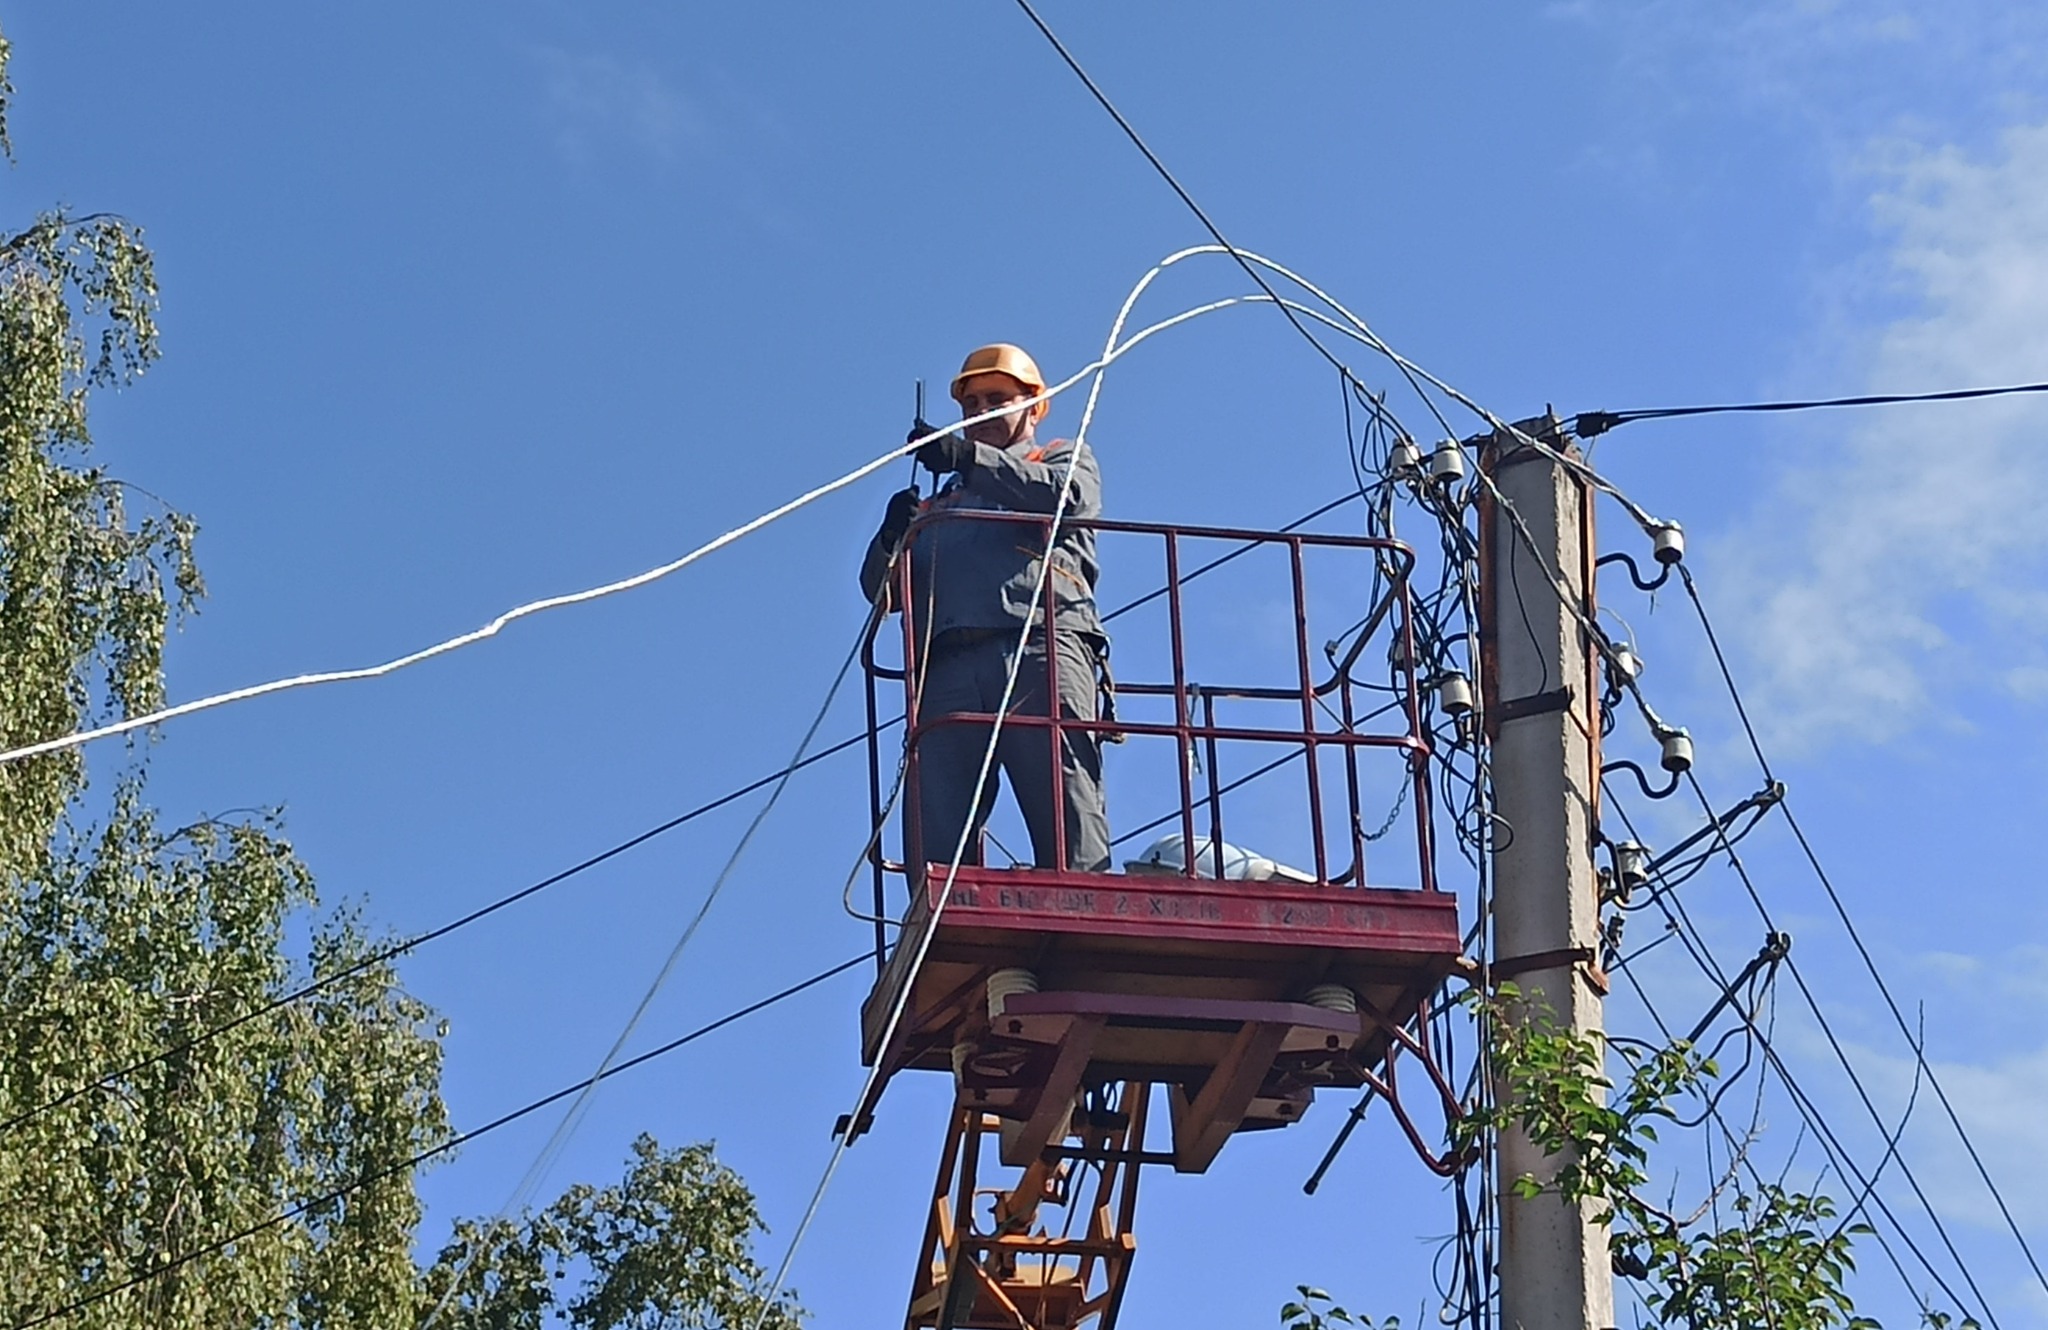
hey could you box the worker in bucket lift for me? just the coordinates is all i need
[860,343,1112,875]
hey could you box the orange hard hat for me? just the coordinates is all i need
[949,343,1046,400]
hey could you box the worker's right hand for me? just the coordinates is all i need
[878,486,922,550]
[910,416,963,445]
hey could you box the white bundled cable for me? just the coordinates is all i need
[1117,244,1679,539]
[0,297,1252,772]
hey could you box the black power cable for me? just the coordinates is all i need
[1612,947,1948,1322]
[1676,562,2048,1301]
[8,954,867,1330]
[1605,788,1981,1323]
[1101,492,1356,624]
[0,733,880,1137]
[1574,379,2048,438]
[1007,0,1365,390]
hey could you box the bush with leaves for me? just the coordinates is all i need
[1461,985,1974,1330]
[1280,1286,1398,1330]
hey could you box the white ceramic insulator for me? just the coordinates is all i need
[1653,523,1686,565]
[1429,439,1467,484]
[1303,982,1359,1014]
[1613,840,1650,893]
[1438,671,1475,715]
[986,967,1041,1022]
[1660,728,1695,774]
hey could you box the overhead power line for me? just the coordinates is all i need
[7,954,867,1330]
[0,729,878,1137]
[1675,563,2048,1302]
[1008,0,1358,384]
[1609,931,1946,1319]
[1573,379,2048,437]
[1602,789,1986,1324]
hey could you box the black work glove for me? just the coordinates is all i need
[911,419,975,477]
[877,486,922,550]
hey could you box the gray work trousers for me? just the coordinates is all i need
[910,631,1111,874]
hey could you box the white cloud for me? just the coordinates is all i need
[1718,122,2048,751]
[1555,0,2048,142]
[2009,666,2048,703]
[1836,1031,2048,1237]
[533,48,706,166]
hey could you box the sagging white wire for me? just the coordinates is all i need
[0,299,1245,773]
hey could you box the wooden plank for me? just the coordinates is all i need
[1000,1015,1105,1168]
[1169,1019,1291,1173]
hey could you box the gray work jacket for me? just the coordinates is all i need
[860,435,1104,644]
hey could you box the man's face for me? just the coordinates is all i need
[955,372,1036,448]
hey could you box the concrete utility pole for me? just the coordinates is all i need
[1477,416,1615,1330]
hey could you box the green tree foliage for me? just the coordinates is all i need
[0,22,445,1327]
[1280,1285,1396,1330]
[421,1135,804,1330]
[0,23,799,1330]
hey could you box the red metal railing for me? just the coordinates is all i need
[860,512,1442,953]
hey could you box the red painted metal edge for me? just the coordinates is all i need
[924,867,1461,954]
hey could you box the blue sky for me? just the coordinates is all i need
[10,2,2048,1325]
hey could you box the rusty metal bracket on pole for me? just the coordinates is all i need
[1491,944,1612,997]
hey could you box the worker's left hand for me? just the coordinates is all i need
[915,430,975,477]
